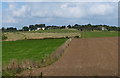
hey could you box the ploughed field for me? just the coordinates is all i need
[2,38,67,65]
[20,37,118,76]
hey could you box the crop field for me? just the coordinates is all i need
[81,31,119,38]
[30,29,79,33]
[3,29,80,41]
[2,38,67,65]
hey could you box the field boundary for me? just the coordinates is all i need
[39,38,73,67]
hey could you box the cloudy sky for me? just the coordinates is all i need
[2,2,118,29]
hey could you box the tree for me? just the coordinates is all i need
[87,24,91,26]
[29,25,35,31]
[61,26,66,29]
[22,26,29,31]
[74,24,79,27]
[67,25,71,28]
[6,27,17,32]
[40,24,45,27]
[2,27,5,31]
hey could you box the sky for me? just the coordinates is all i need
[1,2,118,29]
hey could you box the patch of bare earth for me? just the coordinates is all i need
[19,37,118,76]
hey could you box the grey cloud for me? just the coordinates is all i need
[2,2,118,29]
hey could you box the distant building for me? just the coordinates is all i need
[28,27,45,31]
[36,27,45,31]
[102,27,105,30]
[37,27,41,31]
[102,27,107,31]
[42,27,45,30]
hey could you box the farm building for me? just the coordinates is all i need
[29,27,45,31]
[102,27,107,31]
[35,27,45,31]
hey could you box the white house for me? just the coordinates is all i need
[37,27,41,31]
[36,27,45,31]
[102,27,107,31]
[102,27,105,30]
[29,27,45,31]
[42,27,45,30]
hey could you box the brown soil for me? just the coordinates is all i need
[19,37,118,76]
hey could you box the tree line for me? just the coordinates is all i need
[1,24,120,32]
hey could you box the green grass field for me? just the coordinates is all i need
[81,31,119,38]
[2,38,67,65]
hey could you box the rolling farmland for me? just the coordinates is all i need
[2,30,119,76]
[2,1,119,77]
[20,37,118,76]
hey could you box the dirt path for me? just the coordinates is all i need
[20,37,118,76]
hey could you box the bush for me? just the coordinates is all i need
[2,34,7,40]
[66,36,69,38]
[74,36,79,38]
